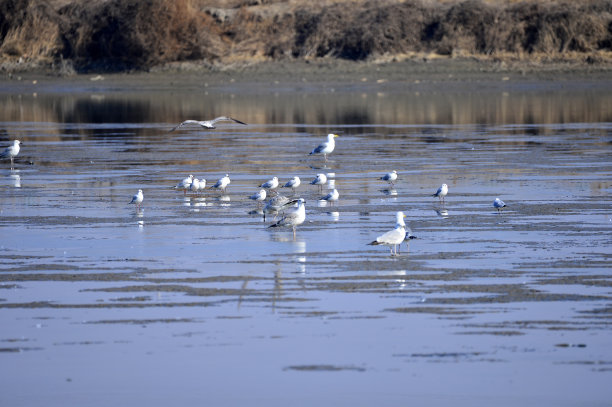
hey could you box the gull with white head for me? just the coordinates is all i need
[433,183,448,204]
[170,116,247,131]
[282,176,301,192]
[309,133,338,161]
[189,178,202,194]
[1,140,21,168]
[320,188,339,206]
[493,197,506,214]
[269,198,306,239]
[210,174,231,192]
[174,174,194,195]
[310,173,327,193]
[368,211,407,256]
[380,170,398,187]
[129,189,144,209]
[249,189,267,206]
[260,176,279,190]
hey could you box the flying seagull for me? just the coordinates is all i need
[170,117,247,131]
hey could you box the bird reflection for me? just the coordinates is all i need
[434,208,449,218]
[248,208,264,217]
[217,195,231,207]
[381,188,397,196]
[8,170,21,188]
[192,197,207,207]
[309,163,330,170]
[327,211,340,221]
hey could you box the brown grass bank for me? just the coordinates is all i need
[1,0,612,73]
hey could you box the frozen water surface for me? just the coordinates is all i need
[0,75,611,406]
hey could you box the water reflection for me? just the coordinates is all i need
[2,85,611,138]
[8,170,20,188]
[435,208,449,218]
[327,211,340,222]
[216,195,231,207]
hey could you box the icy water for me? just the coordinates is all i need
[1,75,611,406]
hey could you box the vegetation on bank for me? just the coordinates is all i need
[1,0,611,73]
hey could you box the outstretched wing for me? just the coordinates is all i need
[210,116,247,126]
[170,120,201,132]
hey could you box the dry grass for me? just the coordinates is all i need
[1,0,611,72]
[0,0,64,62]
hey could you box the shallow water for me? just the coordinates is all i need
[1,75,611,406]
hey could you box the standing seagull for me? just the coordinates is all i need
[493,197,506,214]
[309,133,338,161]
[189,178,202,194]
[260,176,279,191]
[282,176,301,192]
[262,194,291,222]
[380,170,398,187]
[310,173,327,193]
[174,174,194,195]
[1,140,21,168]
[320,188,339,206]
[129,189,144,209]
[269,198,306,239]
[249,189,267,206]
[170,116,247,132]
[432,183,448,204]
[368,211,407,256]
[210,174,231,192]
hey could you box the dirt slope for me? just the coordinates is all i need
[1,0,611,73]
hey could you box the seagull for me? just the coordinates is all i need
[189,178,202,194]
[309,133,338,161]
[493,197,506,214]
[175,174,194,195]
[210,174,231,192]
[269,198,306,239]
[282,176,301,192]
[260,176,279,190]
[1,140,21,168]
[170,116,247,131]
[368,211,407,256]
[263,194,291,222]
[129,189,144,209]
[320,188,339,206]
[310,173,327,192]
[249,189,267,206]
[380,170,398,186]
[432,183,448,204]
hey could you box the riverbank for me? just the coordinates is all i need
[1,0,612,74]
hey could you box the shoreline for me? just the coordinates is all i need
[2,58,612,95]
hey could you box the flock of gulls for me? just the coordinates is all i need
[2,117,507,256]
